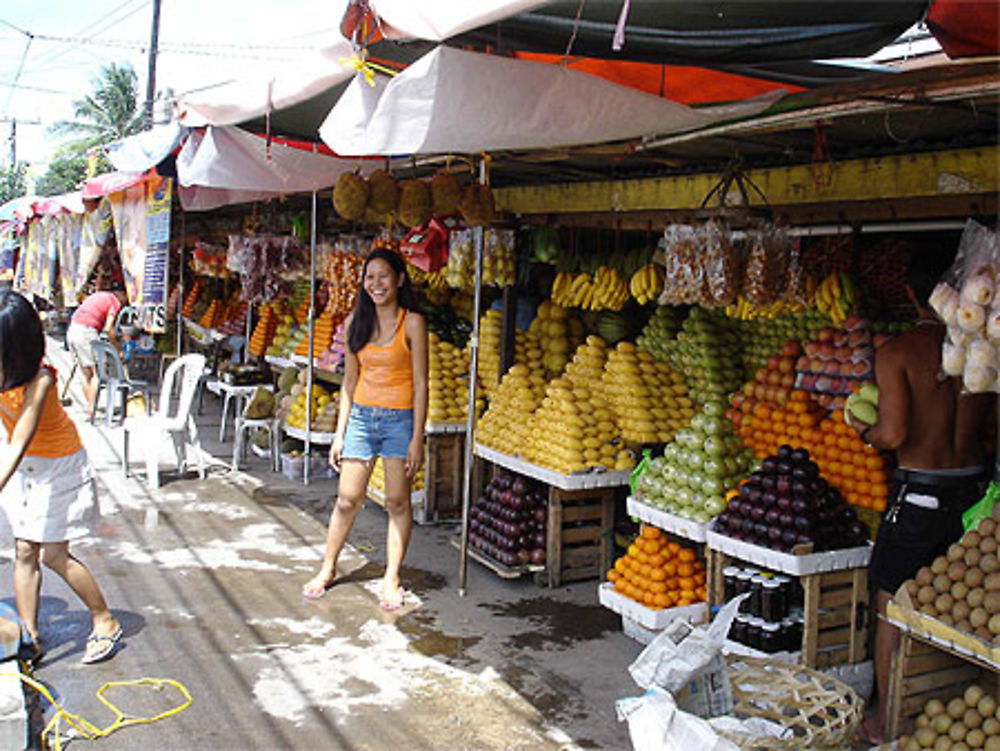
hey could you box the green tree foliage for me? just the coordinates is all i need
[36,61,143,196]
[34,149,87,196]
[0,163,27,204]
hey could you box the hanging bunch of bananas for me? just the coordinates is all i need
[551,267,629,311]
[725,295,813,320]
[815,271,858,326]
[628,263,666,304]
[408,264,449,292]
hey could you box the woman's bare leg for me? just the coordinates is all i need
[302,459,372,597]
[13,539,41,642]
[380,457,412,608]
[40,542,118,637]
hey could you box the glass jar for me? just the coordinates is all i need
[735,569,754,612]
[723,566,741,602]
[749,574,768,618]
[761,577,787,622]
[730,614,749,645]
[746,617,764,651]
[761,622,782,653]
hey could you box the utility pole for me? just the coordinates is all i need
[144,0,162,130]
[0,117,41,168]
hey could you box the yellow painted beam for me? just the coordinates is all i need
[494,146,1000,216]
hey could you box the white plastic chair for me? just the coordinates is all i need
[122,353,207,490]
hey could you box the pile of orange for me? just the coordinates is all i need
[811,410,889,512]
[606,525,706,610]
[734,389,889,512]
[736,390,826,457]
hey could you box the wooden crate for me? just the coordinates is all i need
[544,486,616,588]
[708,548,870,669]
[885,632,987,740]
[418,432,465,524]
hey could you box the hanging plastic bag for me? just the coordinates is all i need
[630,448,652,496]
[963,481,1000,533]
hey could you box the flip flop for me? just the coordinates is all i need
[302,578,335,600]
[82,626,123,664]
[17,628,44,667]
[379,589,409,612]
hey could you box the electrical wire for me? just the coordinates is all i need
[2,35,33,118]
[25,0,150,73]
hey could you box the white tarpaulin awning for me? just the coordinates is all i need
[176,125,379,210]
[320,46,784,156]
[106,122,189,173]
[177,41,357,129]
[364,1,550,42]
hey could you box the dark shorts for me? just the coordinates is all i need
[871,469,985,595]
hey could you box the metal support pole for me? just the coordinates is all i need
[458,160,488,596]
[144,0,162,129]
[304,190,317,484]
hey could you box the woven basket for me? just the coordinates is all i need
[718,654,863,751]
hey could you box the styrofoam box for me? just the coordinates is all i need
[706,530,872,576]
[627,495,709,543]
[622,615,660,645]
[475,443,631,491]
[598,582,708,630]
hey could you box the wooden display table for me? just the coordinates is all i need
[473,444,627,587]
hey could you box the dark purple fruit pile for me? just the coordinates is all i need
[469,470,547,567]
[712,445,869,552]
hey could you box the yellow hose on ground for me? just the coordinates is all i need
[0,667,192,751]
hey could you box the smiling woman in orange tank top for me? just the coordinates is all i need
[302,248,428,610]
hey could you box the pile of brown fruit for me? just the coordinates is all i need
[902,509,1000,645]
[898,684,1000,751]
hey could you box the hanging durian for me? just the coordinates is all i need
[333,172,369,220]
[398,180,431,228]
[459,184,495,226]
[431,171,461,216]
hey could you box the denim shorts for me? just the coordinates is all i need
[341,404,414,461]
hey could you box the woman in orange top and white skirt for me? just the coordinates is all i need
[0,292,121,664]
[302,248,428,610]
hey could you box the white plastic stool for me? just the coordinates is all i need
[232,415,280,472]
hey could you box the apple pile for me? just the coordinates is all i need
[713,445,870,552]
[469,470,548,568]
[638,401,754,523]
[636,306,684,363]
[794,318,874,410]
[662,308,744,405]
[728,341,802,424]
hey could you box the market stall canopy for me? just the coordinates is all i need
[344,0,551,42]
[106,122,189,174]
[82,171,152,200]
[31,192,85,216]
[0,195,38,222]
[175,125,380,210]
[320,45,783,156]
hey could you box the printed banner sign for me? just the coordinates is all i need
[108,175,171,332]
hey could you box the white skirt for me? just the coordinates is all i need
[0,448,99,543]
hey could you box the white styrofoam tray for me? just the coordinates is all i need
[627,495,709,543]
[598,583,708,630]
[475,443,631,491]
[706,530,872,576]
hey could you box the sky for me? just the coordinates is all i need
[0,0,347,170]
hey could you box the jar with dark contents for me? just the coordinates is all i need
[730,613,749,645]
[746,617,764,651]
[735,569,754,612]
[761,577,787,622]
[749,574,768,618]
[723,566,741,602]
[760,621,782,653]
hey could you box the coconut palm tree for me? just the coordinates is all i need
[50,62,144,157]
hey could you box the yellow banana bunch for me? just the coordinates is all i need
[629,263,665,304]
[815,271,858,326]
[724,295,811,321]
[550,268,628,310]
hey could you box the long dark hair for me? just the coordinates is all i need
[347,248,417,354]
[0,291,44,391]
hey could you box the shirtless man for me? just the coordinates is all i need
[851,264,994,744]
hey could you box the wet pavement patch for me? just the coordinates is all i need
[396,611,481,669]
[480,597,619,649]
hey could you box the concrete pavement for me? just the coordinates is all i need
[12,341,643,750]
